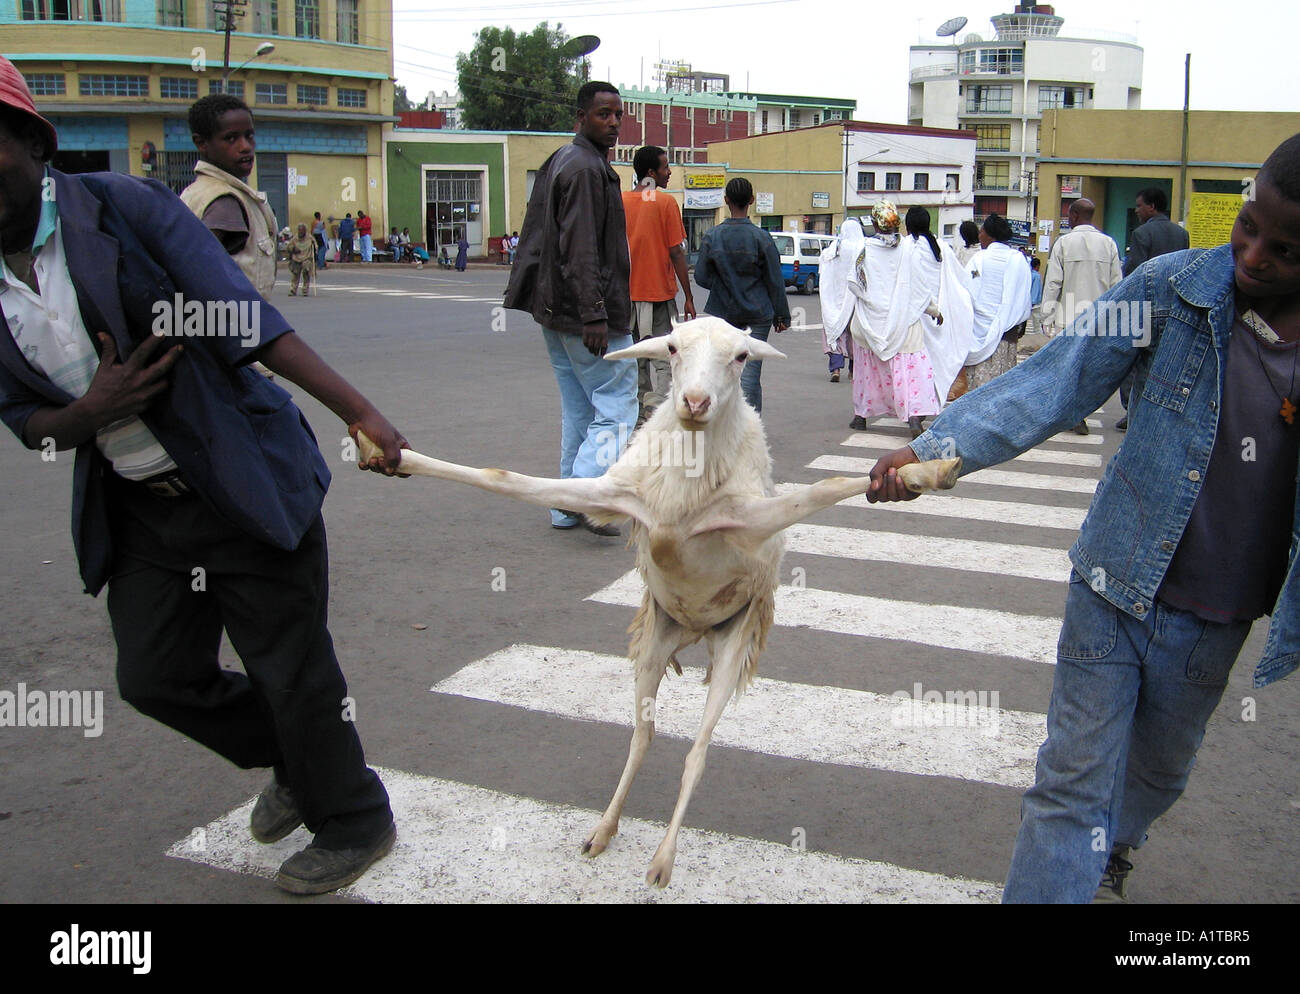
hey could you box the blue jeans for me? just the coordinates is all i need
[740,323,771,414]
[1003,575,1251,903]
[360,234,373,262]
[314,237,327,268]
[541,328,638,527]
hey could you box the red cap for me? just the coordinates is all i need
[0,54,58,158]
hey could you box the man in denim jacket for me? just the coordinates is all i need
[868,135,1300,903]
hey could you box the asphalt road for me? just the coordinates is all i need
[1,264,1296,905]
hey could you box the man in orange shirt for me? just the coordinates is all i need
[622,146,696,424]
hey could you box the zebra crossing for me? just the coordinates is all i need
[169,414,1110,902]
[306,281,503,304]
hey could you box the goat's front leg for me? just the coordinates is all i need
[356,431,650,527]
[645,603,753,889]
[688,458,961,549]
[584,595,683,858]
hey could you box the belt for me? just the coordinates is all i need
[136,470,193,499]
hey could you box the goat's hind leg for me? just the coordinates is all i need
[645,604,755,888]
[583,596,685,858]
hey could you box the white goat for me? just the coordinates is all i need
[359,317,958,887]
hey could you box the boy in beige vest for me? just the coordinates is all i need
[181,94,278,297]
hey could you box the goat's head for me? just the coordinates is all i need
[607,317,785,428]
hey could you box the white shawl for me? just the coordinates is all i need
[906,236,977,407]
[967,242,1032,366]
[818,219,865,349]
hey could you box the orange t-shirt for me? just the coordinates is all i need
[622,187,687,303]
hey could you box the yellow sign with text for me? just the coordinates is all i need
[1187,193,1242,249]
[685,173,726,189]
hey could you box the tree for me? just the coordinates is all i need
[394,83,414,113]
[456,23,583,132]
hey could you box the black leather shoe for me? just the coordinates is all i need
[849,416,867,430]
[1116,416,1128,432]
[275,824,397,895]
[250,781,302,844]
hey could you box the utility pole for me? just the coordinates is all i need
[1178,53,1191,223]
[214,0,249,87]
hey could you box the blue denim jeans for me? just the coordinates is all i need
[541,327,638,527]
[740,323,771,414]
[1003,574,1251,902]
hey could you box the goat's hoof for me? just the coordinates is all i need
[582,825,616,857]
[645,851,675,888]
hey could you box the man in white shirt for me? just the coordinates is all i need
[1041,198,1123,432]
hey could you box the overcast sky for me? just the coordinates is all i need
[390,0,1300,123]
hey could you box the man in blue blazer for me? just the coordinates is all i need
[0,58,405,894]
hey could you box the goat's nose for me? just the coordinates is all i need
[683,393,711,417]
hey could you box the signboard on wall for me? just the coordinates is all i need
[685,173,726,189]
[1060,175,1083,197]
[756,192,775,214]
[1187,193,1241,249]
[684,189,724,209]
[811,191,830,208]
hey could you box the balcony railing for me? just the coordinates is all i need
[909,63,957,81]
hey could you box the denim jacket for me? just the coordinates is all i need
[693,219,791,328]
[911,244,1299,687]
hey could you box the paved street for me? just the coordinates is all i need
[1,265,1295,904]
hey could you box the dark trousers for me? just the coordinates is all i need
[105,476,391,849]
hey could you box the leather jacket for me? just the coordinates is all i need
[504,135,630,335]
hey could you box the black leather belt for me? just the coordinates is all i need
[137,470,193,499]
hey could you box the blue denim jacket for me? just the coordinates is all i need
[911,244,1299,687]
[693,219,791,328]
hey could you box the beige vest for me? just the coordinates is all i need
[181,161,278,296]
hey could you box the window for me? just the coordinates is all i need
[812,112,820,126]
[761,110,769,133]
[856,171,875,193]
[209,79,245,97]
[250,0,277,33]
[79,74,149,97]
[337,87,366,108]
[294,0,319,38]
[256,82,288,104]
[426,169,483,252]
[159,76,198,99]
[975,123,1011,151]
[966,85,1012,114]
[22,0,122,19]
[297,84,328,105]
[959,47,1024,75]
[1038,86,1086,112]
[660,102,669,124]
[23,73,66,96]
[946,172,961,192]
[885,172,901,191]
[157,0,184,24]
[976,161,1010,189]
[336,0,358,44]
[913,173,929,191]
[770,234,794,255]
[708,108,716,124]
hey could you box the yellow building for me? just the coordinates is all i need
[4,1,395,235]
[1036,109,1300,259]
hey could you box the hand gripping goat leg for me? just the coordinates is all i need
[357,318,961,887]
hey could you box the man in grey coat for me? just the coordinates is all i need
[1117,187,1191,427]
[503,81,637,535]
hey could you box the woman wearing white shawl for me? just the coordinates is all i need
[961,213,1033,393]
[817,218,863,382]
[840,201,974,438]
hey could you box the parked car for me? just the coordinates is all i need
[770,231,837,294]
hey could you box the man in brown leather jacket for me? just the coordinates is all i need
[504,81,637,534]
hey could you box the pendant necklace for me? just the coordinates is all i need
[1251,334,1299,426]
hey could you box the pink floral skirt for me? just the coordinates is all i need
[851,340,941,420]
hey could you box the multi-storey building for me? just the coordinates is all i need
[613,86,756,164]
[908,3,1142,227]
[739,92,856,135]
[4,0,396,234]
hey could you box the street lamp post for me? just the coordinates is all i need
[226,41,275,88]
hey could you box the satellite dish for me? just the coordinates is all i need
[561,35,601,58]
[936,16,968,37]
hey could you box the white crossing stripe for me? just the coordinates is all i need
[435,645,1045,789]
[773,483,1088,531]
[167,767,1001,903]
[784,522,1071,581]
[1048,431,1104,446]
[589,570,1061,664]
[841,433,1102,468]
[808,454,1099,495]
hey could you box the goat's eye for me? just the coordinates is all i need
[667,344,677,355]
[736,352,749,363]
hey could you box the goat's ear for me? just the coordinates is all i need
[606,337,673,361]
[745,338,787,361]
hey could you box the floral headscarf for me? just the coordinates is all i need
[870,200,900,234]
